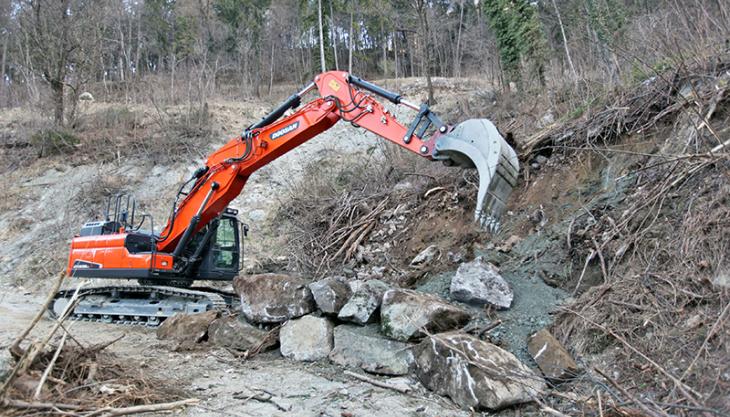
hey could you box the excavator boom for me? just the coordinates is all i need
[155,71,518,256]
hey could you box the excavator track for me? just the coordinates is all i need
[49,285,237,327]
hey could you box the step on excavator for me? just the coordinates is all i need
[51,72,519,325]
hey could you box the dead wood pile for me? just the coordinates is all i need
[0,275,196,416]
[523,57,730,158]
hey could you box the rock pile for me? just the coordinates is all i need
[158,256,572,411]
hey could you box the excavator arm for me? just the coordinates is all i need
[156,71,519,255]
[59,74,518,324]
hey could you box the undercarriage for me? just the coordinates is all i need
[49,285,238,326]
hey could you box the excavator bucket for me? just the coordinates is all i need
[432,119,519,231]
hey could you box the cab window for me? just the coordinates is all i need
[213,218,238,269]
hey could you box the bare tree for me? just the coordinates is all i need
[318,0,326,72]
[348,2,354,73]
[413,0,434,104]
[551,0,577,83]
[18,0,101,126]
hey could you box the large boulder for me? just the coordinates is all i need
[308,276,352,314]
[208,315,277,352]
[527,329,580,382]
[380,289,471,342]
[337,279,389,325]
[279,315,334,361]
[450,257,513,309]
[329,325,414,376]
[415,332,545,410]
[234,273,315,324]
[156,310,219,350]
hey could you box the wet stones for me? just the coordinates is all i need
[233,273,315,324]
[309,276,352,315]
[380,289,471,341]
[329,325,414,376]
[527,329,580,382]
[338,279,389,325]
[208,315,277,352]
[415,332,545,410]
[450,257,513,309]
[280,315,334,361]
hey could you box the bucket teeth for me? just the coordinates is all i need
[432,119,519,231]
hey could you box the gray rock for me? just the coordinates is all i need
[280,315,334,361]
[208,315,277,352]
[338,279,389,325]
[156,310,219,350]
[712,269,730,290]
[450,257,513,309]
[247,209,266,222]
[309,276,352,314]
[233,273,315,323]
[540,113,555,127]
[415,332,545,410]
[0,353,12,383]
[410,245,440,268]
[380,289,471,341]
[329,325,414,376]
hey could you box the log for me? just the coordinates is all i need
[344,370,411,393]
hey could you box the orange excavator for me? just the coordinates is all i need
[51,72,518,325]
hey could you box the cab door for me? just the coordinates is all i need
[196,215,240,280]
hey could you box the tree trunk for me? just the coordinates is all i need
[393,31,398,86]
[381,20,387,77]
[454,0,464,77]
[0,32,7,101]
[268,41,275,95]
[329,0,338,70]
[170,53,176,101]
[551,0,577,83]
[317,0,326,72]
[348,3,354,73]
[135,5,141,78]
[51,81,64,126]
[417,2,435,104]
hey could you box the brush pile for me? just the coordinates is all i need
[523,56,730,156]
[0,276,196,416]
[276,150,484,285]
[527,56,730,415]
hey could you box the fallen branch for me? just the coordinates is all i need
[343,370,411,393]
[9,271,65,358]
[2,398,86,411]
[34,330,68,399]
[83,398,199,416]
[0,272,67,398]
[594,367,670,417]
[478,320,502,338]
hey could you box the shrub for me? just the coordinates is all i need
[30,129,80,157]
